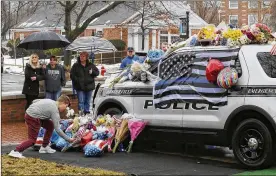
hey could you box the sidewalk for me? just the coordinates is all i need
[2,122,27,145]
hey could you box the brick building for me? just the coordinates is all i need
[219,0,272,27]
[189,0,272,28]
[10,2,207,52]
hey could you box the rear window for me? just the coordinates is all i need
[256,52,276,78]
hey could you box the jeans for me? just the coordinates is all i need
[45,88,61,101]
[76,90,93,113]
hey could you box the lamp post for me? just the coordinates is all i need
[179,11,190,39]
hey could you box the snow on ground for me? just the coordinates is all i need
[3,55,121,75]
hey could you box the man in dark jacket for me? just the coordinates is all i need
[70,51,99,114]
[44,56,66,101]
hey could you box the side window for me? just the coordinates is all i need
[233,55,242,78]
[256,52,276,78]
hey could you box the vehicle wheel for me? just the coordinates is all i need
[103,107,124,116]
[232,118,274,169]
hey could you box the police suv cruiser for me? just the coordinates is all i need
[93,45,276,169]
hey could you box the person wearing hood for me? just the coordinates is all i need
[43,56,65,101]
[22,53,45,111]
[70,51,99,114]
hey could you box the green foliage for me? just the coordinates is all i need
[45,48,63,56]
[108,39,126,51]
[7,39,30,58]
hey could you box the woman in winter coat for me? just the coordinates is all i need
[70,51,99,114]
[22,53,45,110]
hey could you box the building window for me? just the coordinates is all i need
[229,15,238,27]
[19,33,24,40]
[262,14,271,25]
[262,0,271,8]
[248,14,258,26]
[203,0,221,8]
[229,0,238,9]
[248,0,258,9]
[160,30,168,48]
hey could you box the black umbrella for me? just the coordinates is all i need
[17,31,70,50]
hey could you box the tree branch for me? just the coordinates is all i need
[57,1,66,7]
[72,1,124,39]
[75,1,89,27]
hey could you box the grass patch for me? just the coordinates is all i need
[1,155,125,175]
[235,167,276,175]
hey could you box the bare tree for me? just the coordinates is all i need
[56,1,124,66]
[190,0,221,25]
[121,1,174,51]
[1,1,41,40]
[270,1,276,32]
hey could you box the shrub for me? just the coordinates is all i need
[108,39,126,51]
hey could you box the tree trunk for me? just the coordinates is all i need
[64,2,73,67]
[63,50,71,67]
[141,29,145,51]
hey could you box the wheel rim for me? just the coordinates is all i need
[238,129,265,163]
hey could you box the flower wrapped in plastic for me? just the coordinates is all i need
[222,28,243,41]
[83,140,108,157]
[197,25,216,40]
[66,107,75,119]
[55,132,73,150]
[145,49,164,63]
[255,23,272,39]
[113,119,129,153]
[127,119,148,153]
[250,24,261,38]
[106,126,116,152]
[239,35,251,45]
[255,32,268,44]
[108,68,131,88]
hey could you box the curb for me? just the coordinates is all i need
[2,143,20,147]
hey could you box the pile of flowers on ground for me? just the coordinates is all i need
[34,110,148,157]
[169,22,275,53]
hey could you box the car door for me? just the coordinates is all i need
[133,81,183,127]
[181,48,248,129]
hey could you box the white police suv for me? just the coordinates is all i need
[93,45,276,169]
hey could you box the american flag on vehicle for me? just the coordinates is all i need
[153,48,239,107]
[270,44,276,55]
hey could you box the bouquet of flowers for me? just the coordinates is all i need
[66,107,75,119]
[108,68,131,88]
[222,28,243,41]
[145,49,164,63]
[126,119,148,153]
[197,25,216,41]
[112,119,129,153]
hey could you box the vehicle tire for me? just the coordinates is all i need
[103,107,124,116]
[232,118,274,169]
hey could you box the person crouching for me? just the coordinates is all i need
[8,95,75,158]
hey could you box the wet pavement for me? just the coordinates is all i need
[1,144,244,175]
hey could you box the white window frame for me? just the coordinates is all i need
[262,0,271,8]
[229,0,239,9]
[248,0,258,9]
[262,14,271,25]
[19,33,24,40]
[229,15,239,27]
[248,14,258,26]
